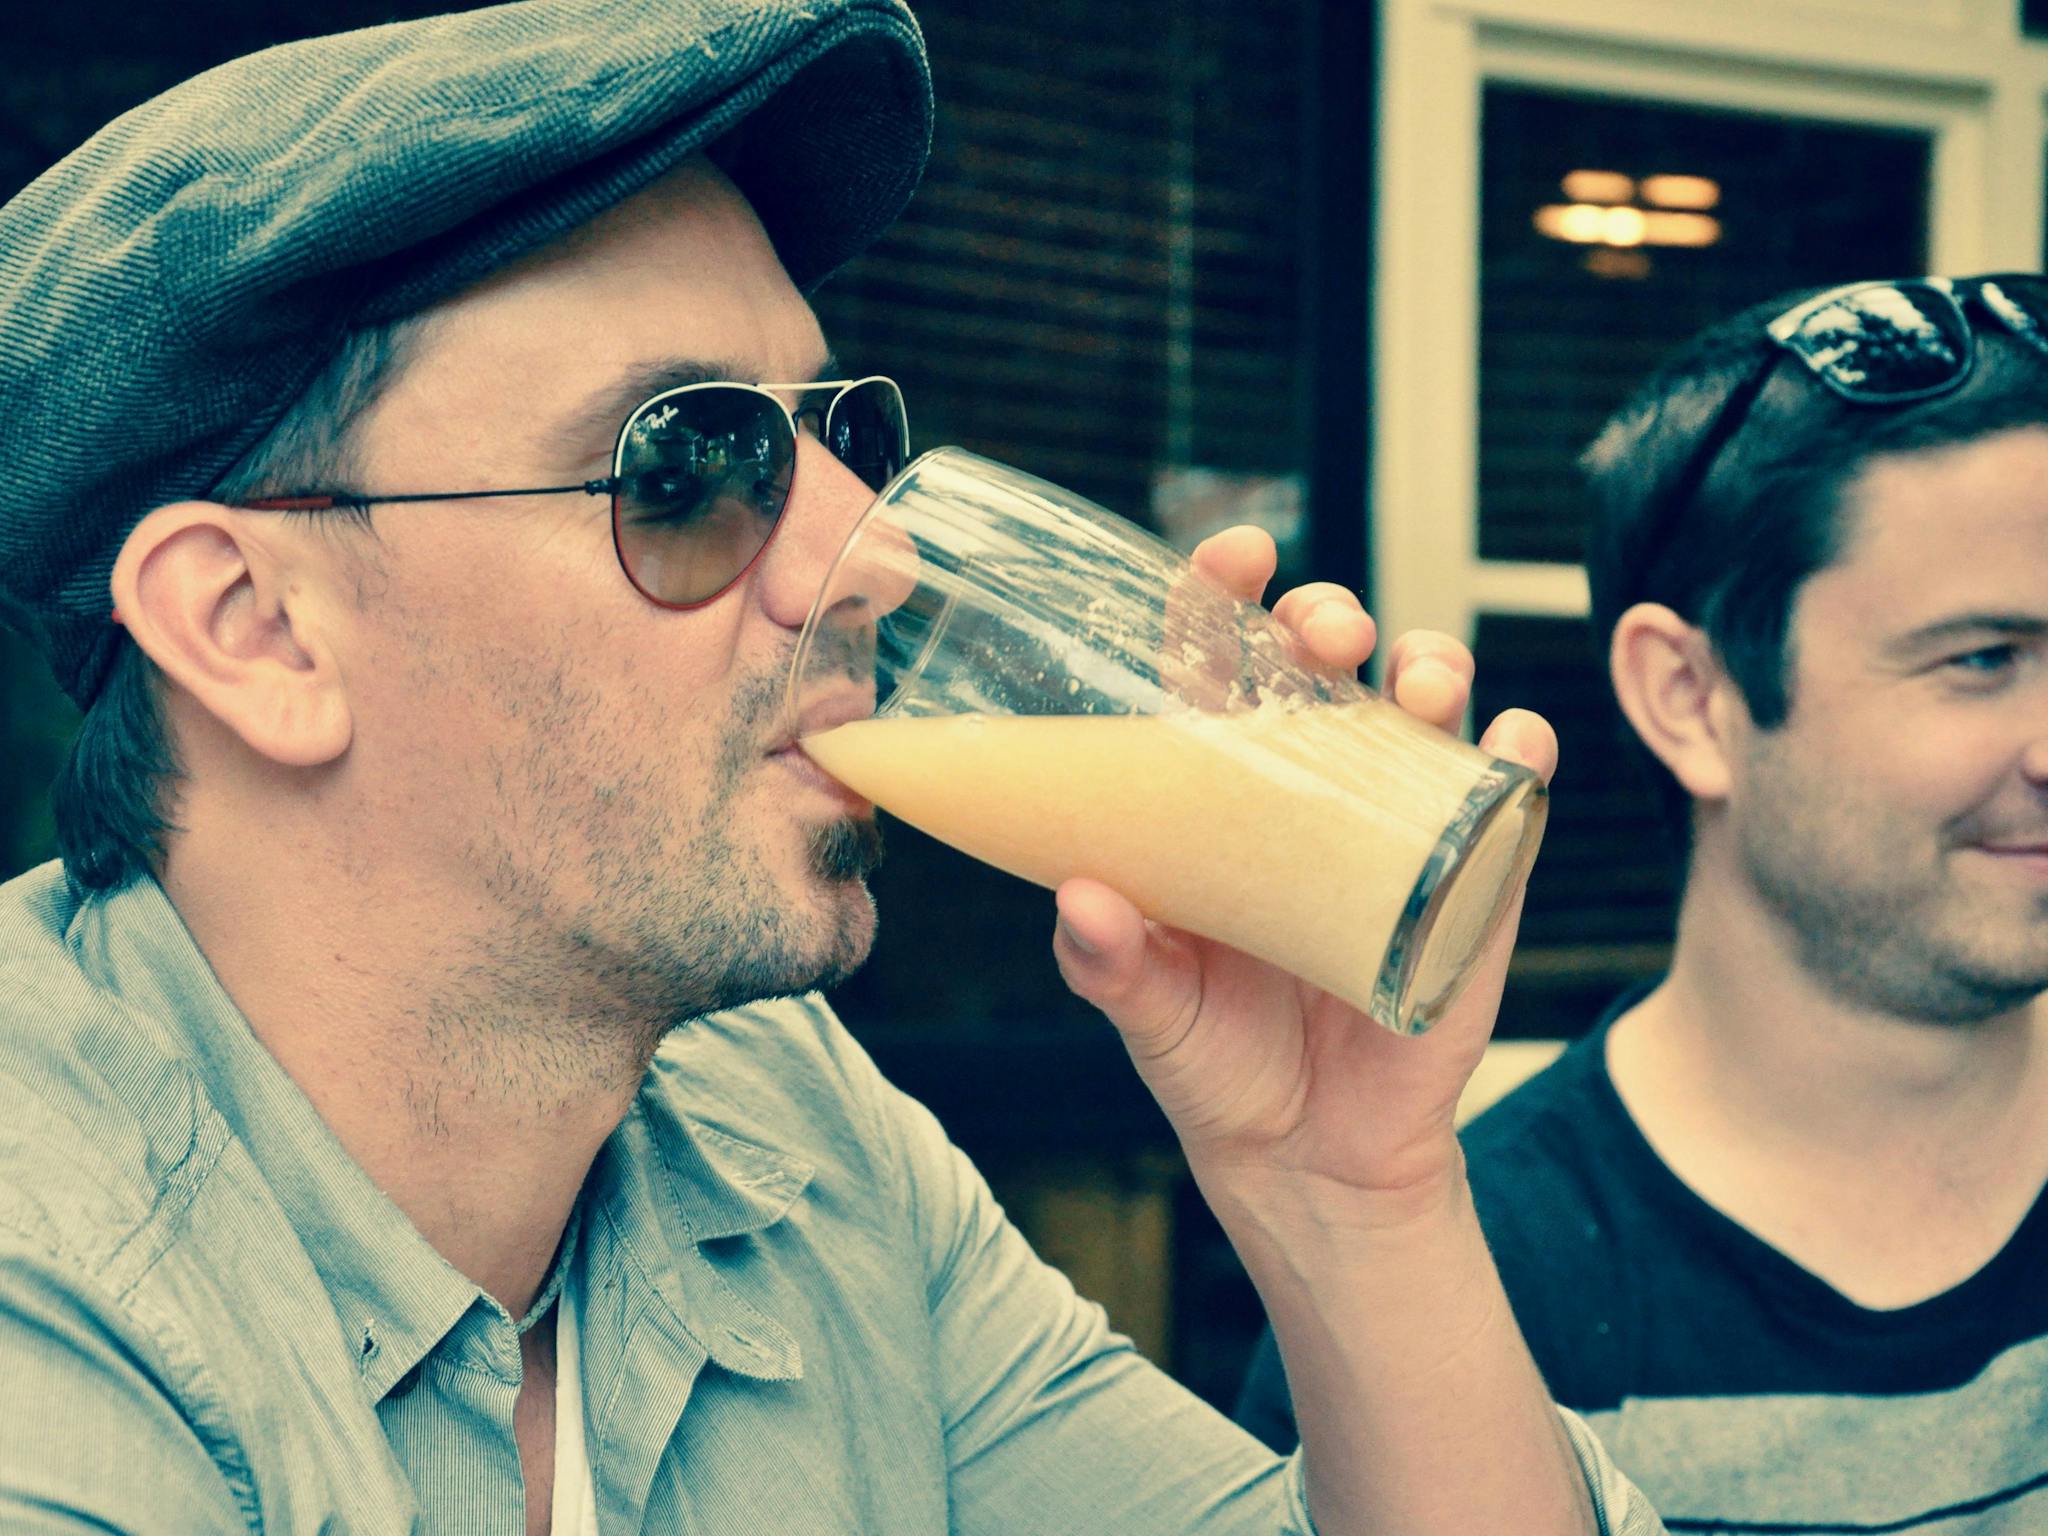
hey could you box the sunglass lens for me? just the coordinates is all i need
[613,389,796,607]
[1780,281,1971,400]
[824,379,910,491]
[1978,275,2048,359]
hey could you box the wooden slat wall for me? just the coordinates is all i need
[812,0,1310,527]
[820,0,1316,1065]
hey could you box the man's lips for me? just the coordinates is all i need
[770,743,871,809]
[1969,840,2048,875]
[768,687,876,808]
[767,687,877,755]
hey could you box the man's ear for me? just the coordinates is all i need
[110,502,352,767]
[1608,602,1741,805]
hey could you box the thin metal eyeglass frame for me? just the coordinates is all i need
[235,375,910,611]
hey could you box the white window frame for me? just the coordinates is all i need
[1371,0,2048,652]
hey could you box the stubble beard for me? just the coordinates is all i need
[1737,753,2048,1026]
[473,661,888,1049]
[618,682,887,1026]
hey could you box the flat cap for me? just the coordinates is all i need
[0,0,932,706]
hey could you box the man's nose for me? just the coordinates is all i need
[757,436,915,630]
[2020,731,2048,787]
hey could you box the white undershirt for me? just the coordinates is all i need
[550,1278,599,1536]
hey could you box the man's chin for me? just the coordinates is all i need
[674,875,879,1024]
[790,877,880,999]
[797,815,884,993]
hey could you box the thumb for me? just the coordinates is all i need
[1052,880,1203,1060]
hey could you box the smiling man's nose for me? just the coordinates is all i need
[2021,732,2048,787]
[758,436,899,629]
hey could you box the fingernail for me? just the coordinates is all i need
[1302,603,1347,646]
[1056,914,1101,958]
[1410,656,1456,690]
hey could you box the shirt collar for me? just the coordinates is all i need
[637,1055,815,1243]
[69,877,498,1401]
[589,1058,813,1380]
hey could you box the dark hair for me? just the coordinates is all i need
[52,317,421,892]
[1583,285,2048,845]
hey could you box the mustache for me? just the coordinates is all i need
[800,614,877,694]
[734,652,796,731]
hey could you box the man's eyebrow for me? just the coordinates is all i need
[545,350,839,462]
[1886,613,2048,654]
[547,357,732,462]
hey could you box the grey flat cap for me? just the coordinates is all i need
[0,0,932,706]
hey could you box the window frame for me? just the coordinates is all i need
[1371,0,2048,652]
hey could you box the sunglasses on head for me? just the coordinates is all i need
[1766,273,2048,400]
[1640,275,2048,579]
[237,374,910,609]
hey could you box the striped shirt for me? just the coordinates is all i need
[0,862,1664,1533]
[1239,1005,2048,1534]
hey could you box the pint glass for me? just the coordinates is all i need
[786,448,1547,1035]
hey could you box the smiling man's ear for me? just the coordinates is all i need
[1609,601,1745,807]
[110,502,352,767]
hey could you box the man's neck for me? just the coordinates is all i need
[1606,858,2048,1308]
[162,845,652,1320]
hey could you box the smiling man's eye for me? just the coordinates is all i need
[1945,643,2019,676]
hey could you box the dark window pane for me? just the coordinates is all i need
[1472,612,1680,1036]
[1478,86,1931,564]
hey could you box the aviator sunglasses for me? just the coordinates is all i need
[1641,274,2048,575]
[236,375,910,609]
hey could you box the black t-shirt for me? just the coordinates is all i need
[1233,1002,2048,1532]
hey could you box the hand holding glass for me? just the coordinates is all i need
[787,449,1547,1035]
